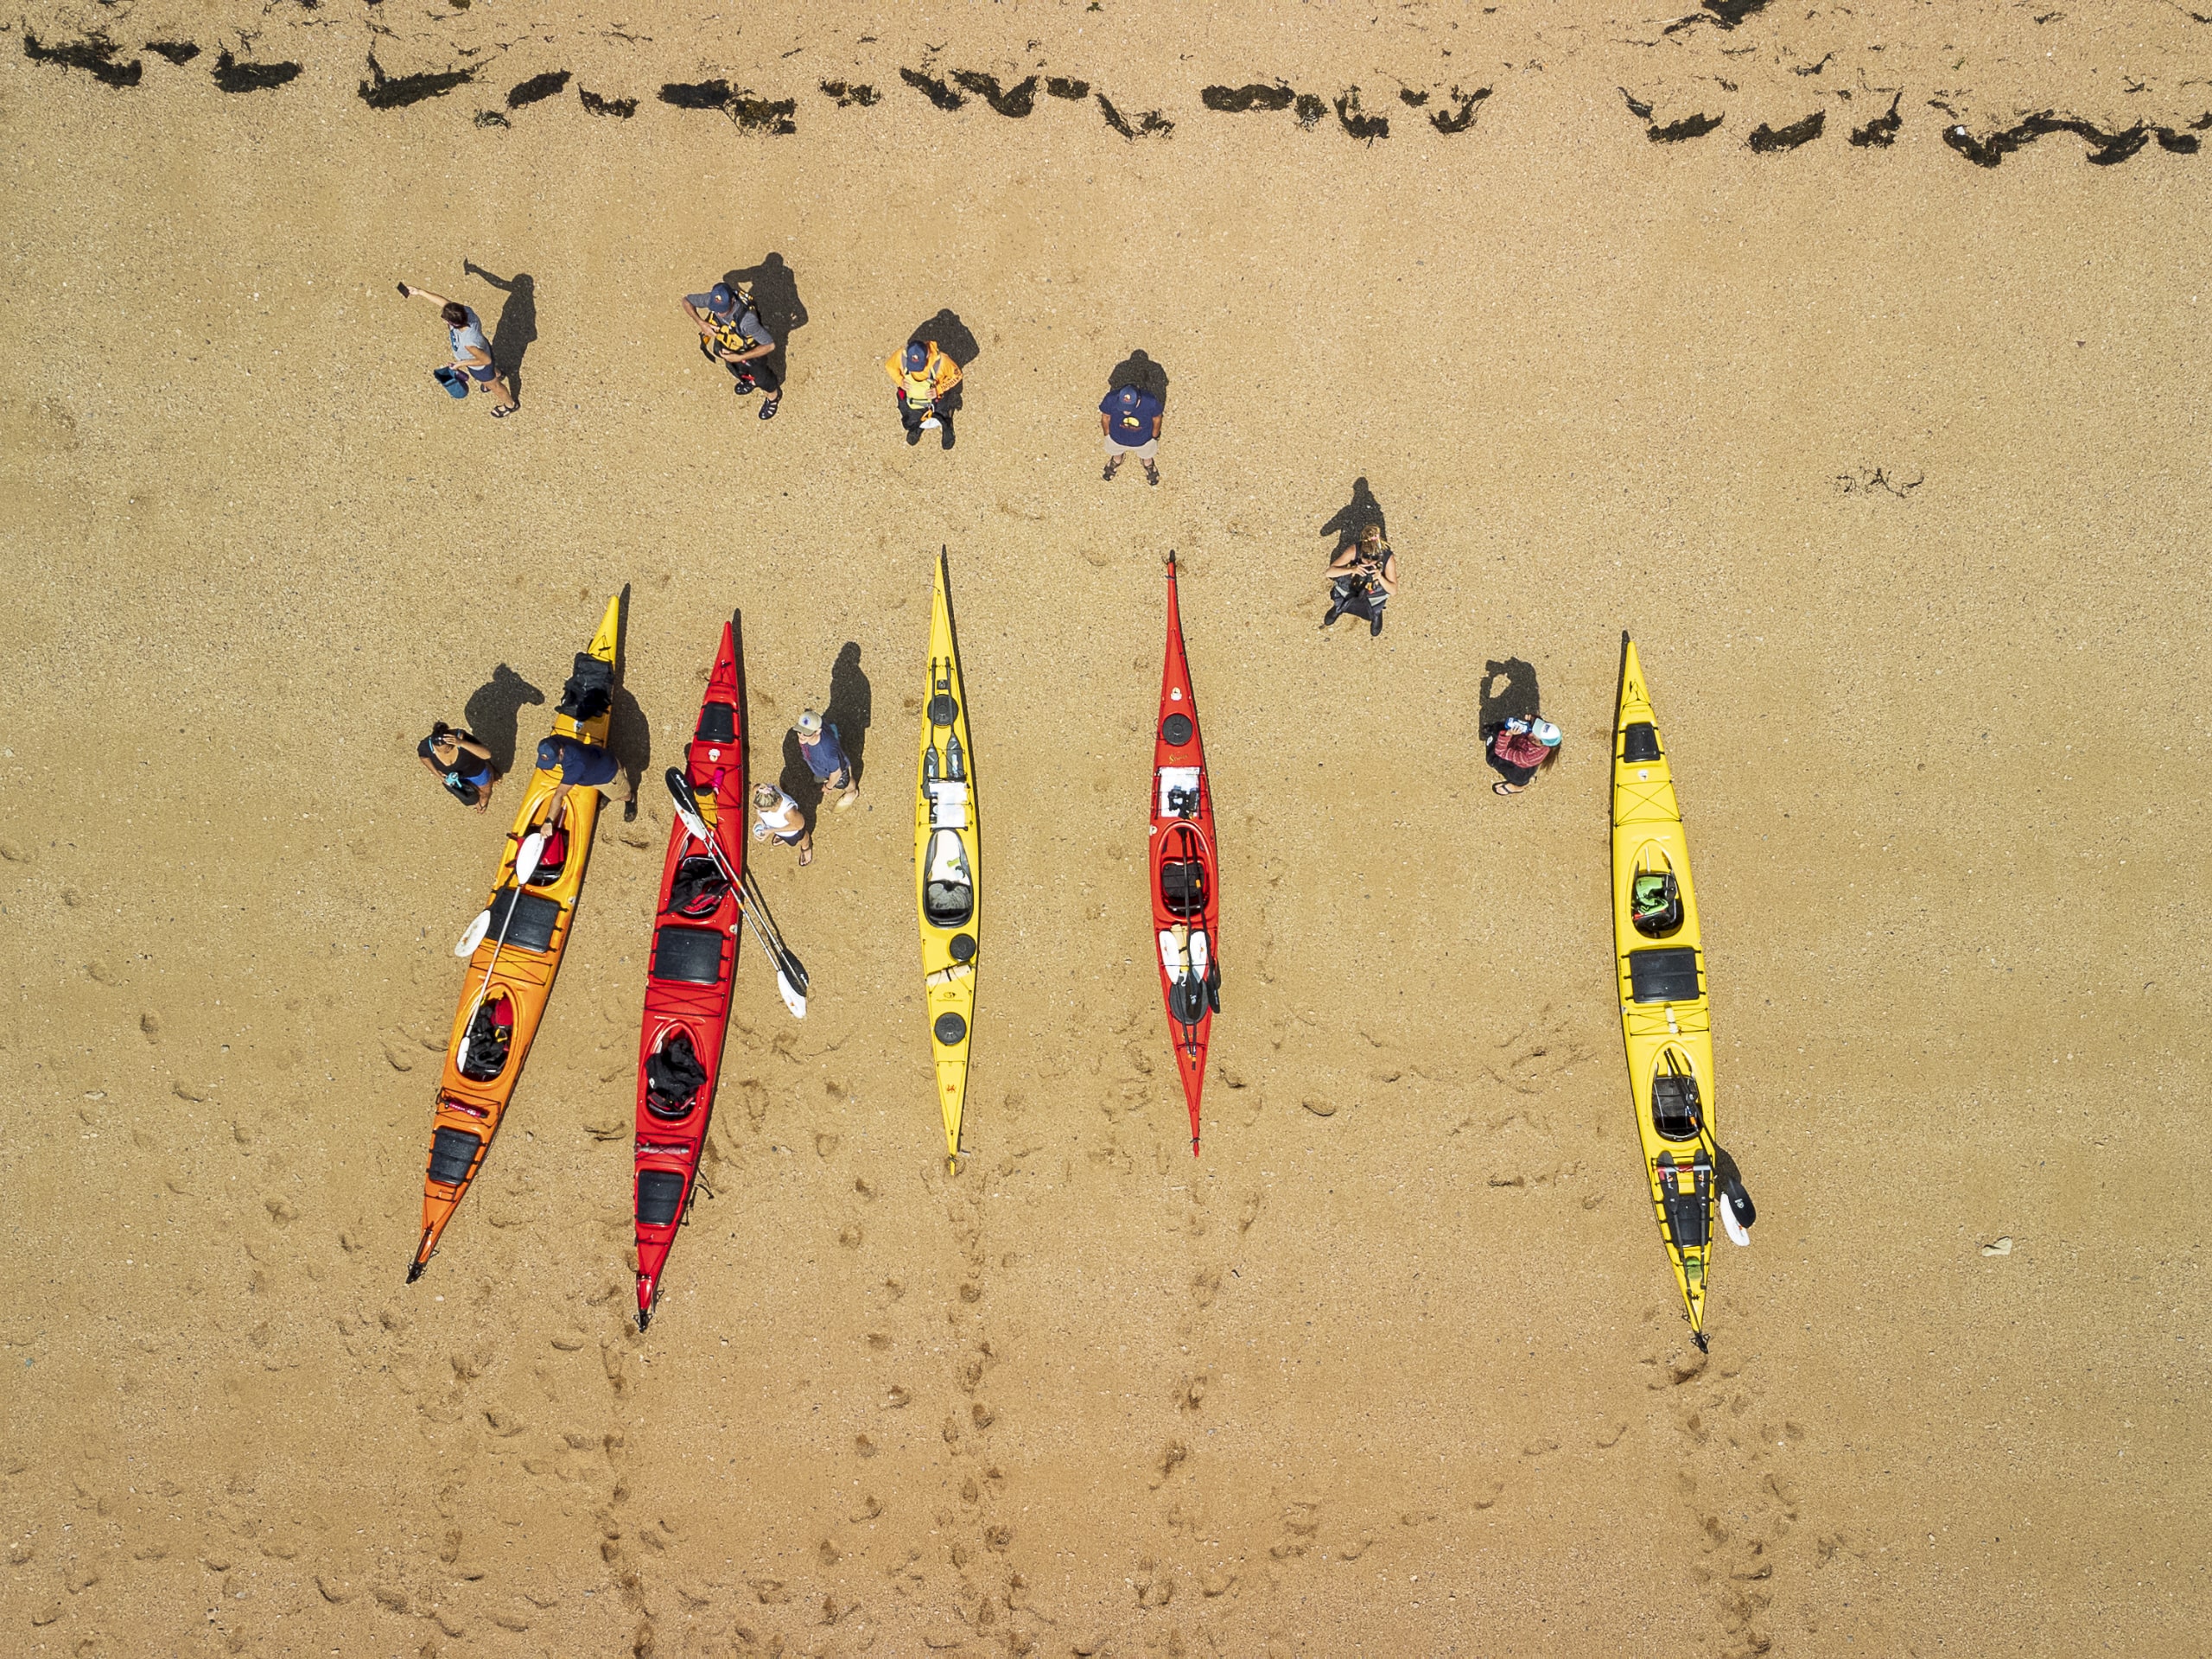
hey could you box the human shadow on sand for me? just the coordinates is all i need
[1319,477,1388,550]
[1107,349,1170,405]
[463,665,546,774]
[1478,659,1541,732]
[464,263,536,404]
[909,308,980,418]
[825,642,872,789]
[607,596,650,821]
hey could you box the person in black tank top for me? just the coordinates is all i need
[417,723,500,811]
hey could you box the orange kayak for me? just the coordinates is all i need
[408,594,620,1282]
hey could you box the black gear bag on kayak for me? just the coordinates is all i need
[645,1032,709,1118]
[557,653,614,722]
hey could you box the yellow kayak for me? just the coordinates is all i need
[915,550,978,1171]
[1611,633,1722,1348]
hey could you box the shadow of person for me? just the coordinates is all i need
[1107,349,1169,405]
[779,727,822,833]
[462,665,545,774]
[608,687,652,823]
[727,252,807,392]
[1478,658,1541,734]
[1319,477,1387,552]
[909,309,979,416]
[464,263,537,404]
[824,642,871,788]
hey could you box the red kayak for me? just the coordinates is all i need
[632,618,747,1330]
[1148,552,1220,1154]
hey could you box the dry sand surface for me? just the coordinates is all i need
[3,2,2209,1654]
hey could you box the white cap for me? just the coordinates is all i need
[797,710,823,736]
[1530,718,1562,747]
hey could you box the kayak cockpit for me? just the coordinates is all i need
[457,993,514,1081]
[645,1027,708,1120]
[525,823,571,888]
[667,854,728,918]
[1650,1048,1703,1142]
[1630,849,1684,938]
[924,830,974,928]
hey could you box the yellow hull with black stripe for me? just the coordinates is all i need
[915,550,979,1171]
[1611,634,1719,1345]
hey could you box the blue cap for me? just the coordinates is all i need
[903,341,929,371]
[1116,385,1142,409]
[535,736,563,771]
[708,283,735,313]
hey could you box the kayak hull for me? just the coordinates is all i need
[916,550,979,1169]
[1149,553,1218,1154]
[1610,633,1718,1344]
[411,594,621,1280]
[632,618,747,1329]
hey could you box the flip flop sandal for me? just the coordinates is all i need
[760,398,780,421]
[491,405,513,419]
[1493,782,1519,796]
[798,848,813,867]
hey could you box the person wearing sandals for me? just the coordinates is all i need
[418,722,499,812]
[397,282,516,416]
[1486,716,1561,796]
[1100,381,1164,485]
[753,782,813,867]
[886,339,962,450]
[682,282,782,420]
[1319,524,1398,639]
[797,709,859,811]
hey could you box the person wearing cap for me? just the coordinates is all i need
[682,282,781,419]
[537,732,633,829]
[885,338,962,449]
[1485,716,1561,796]
[417,722,500,812]
[796,710,859,810]
[1320,523,1398,639]
[397,281,517,416]
[752,782,812,867]
[1099,381,1165,485]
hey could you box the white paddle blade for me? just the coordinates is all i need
[453,1034,472,1073]
[512,831,546,886]
[454,910,492,957]
[1719,1193,1751,1248]
[775,969,807,1019]
[664,767,711,842]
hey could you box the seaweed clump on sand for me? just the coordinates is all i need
[1046,77,1090,100]
[23,31,143,89]
[508,70,572,109]
[1201,82,1296,113]
[1942,112,2154,168]
[1294,92,1326,130]
[900,67,964,111]
[359,52,477,111]
[579,86,637,118]
[213,51,302,94]
[1431,85,1491,135]
[1849,94,1903,148]
[1621,86,1725,143]
[1096,92,1173,140]
[475,110,512,129]
[1333,87,1389,142]
[658,79,798,133]
[1746,109,1823,152]
[952,71,1038,117]
[148,42,202,67]
[821,79,880,107]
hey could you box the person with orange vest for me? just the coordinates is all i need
[885,339,963,450]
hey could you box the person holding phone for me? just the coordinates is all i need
[397,281,516,416]
[417,723,499,811]
[1320,524,1398,639]
[1485,716,1561,796]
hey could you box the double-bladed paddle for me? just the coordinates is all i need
[664,768,809,1018]
[451,830,544,1071]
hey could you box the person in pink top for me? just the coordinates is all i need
[1486,716,1560,796]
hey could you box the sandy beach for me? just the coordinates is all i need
[2,3,2208,1654]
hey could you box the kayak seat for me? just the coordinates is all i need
[458,996,514,1082]
[696,701,737,743]
[1627,946,1700,1005]
[1631,871,1682,938]
[1622,721,1662,764]
[486,890,563,954]
[924,830,974,927]
[526,828,570,887]
[1650,1067,1701,1142]
[636,1168,686,1228]
[652,925,725,986]
[427,1126,482,1187]
[1160,860,1207,919]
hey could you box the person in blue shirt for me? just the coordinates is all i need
[1100,382,1164,485]
[536,733,632,830]
[797,709,859,810]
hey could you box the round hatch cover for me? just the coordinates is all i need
[928,695,960,727]
[1161,713,1193,747]
[933,1012,969,1046]
[950,933,976,963]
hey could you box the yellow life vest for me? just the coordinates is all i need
[703,289,757,353]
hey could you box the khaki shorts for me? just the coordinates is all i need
[1105,435,1159,462]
